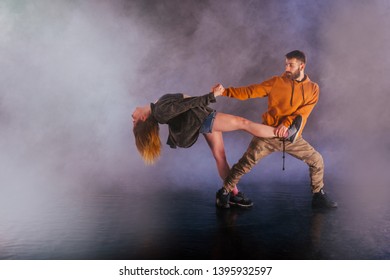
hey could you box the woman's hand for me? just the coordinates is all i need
[212,83,225,97]
[275,123,289,138]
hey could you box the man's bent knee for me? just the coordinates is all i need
[311,152,324,168]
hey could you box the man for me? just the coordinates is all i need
[216,50,337,209]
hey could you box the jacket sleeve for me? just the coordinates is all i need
[283,83,320,128]
[222,77,277,100]
[153,92,216,123]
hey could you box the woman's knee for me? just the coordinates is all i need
[236,117,251,129]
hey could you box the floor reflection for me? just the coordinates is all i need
[0,184,389,259]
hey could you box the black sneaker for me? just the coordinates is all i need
[312,189,338,209]
[229,192,253,208]
[216,188,230,208]
[285,115,303,143]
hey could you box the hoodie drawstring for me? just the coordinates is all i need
[291,81,306,106]
[284,78,306,170]
[282,139,286,171]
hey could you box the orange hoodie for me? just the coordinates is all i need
[223,74,319,135]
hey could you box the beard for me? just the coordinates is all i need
[285,69,300,80]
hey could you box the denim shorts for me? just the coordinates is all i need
[199,111,216,134]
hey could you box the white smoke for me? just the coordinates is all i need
[1,0,389,197]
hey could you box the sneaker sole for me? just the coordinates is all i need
[229,201,254,208]
[290,115,303,143]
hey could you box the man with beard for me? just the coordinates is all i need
[215,50,337,209]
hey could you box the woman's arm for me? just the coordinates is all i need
[152,92,216,123]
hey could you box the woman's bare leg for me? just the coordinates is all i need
[203,131,229,179]
[212,112,277,138]
[203,131,239,195]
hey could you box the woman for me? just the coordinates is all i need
[132,85,302,207]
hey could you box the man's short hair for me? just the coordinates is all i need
[285,50,306,64]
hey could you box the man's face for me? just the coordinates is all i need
[285,58,303,80]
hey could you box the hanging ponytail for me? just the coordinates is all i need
[133,116,161,165]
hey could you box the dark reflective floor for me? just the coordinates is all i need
[0,183,389,260]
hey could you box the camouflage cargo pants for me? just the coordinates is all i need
[224,136,324,193]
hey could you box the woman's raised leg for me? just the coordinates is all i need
[212,112,276,138]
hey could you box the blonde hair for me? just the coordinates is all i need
[133,116,161,165]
